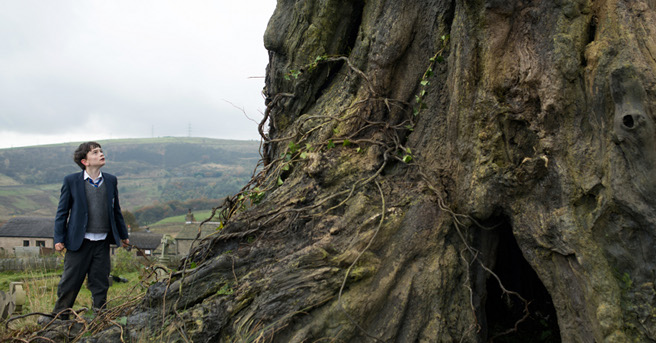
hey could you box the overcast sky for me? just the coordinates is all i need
[0,0,276,149]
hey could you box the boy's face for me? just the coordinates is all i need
[81,146,106,169]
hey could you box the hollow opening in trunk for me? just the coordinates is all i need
[485,218,561,342]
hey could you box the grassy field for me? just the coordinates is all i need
[0,252,149,340]
[0,174,20,187]
[150,209,217,226]
[0,185,60,219]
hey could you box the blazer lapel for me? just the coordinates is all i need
[77,171,88,211]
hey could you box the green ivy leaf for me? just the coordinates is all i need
[249,190,265,204]
[420,80,429,86]
[288,141,299,154]
[300,152,308,159]
[277,176,284,186]
[327,140,335,149]
[342,139,351,147]
[403,155,413,163]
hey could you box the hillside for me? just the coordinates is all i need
[0,137,261,223]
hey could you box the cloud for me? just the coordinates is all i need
[0,0,275,148]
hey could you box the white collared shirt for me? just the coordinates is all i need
[84,170,104,187]
[83,170,108,241]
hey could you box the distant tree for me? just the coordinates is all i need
[121,210,140,231]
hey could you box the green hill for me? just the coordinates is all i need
[0,137,261,224]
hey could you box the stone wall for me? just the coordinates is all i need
[0,256,61,271]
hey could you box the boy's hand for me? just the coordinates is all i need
[121,239,130,247]
[55,242,65,251]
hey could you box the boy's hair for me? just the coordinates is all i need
[73,142,102,170]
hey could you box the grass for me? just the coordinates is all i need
[0,269,61,290]
[0,183,61,220]
[0,174,20,187]
[150,209,216,226]
[0,254,149,340]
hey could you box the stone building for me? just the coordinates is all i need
[0,217,54,256]
[173,222,220,256]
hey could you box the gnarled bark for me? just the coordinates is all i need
[128,0,656,342]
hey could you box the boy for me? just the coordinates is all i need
[50,141,130,319]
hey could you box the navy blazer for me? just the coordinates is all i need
[54,171,129,251]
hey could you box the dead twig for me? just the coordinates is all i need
[224,99,261,126]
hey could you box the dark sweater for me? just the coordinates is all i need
[84,181,110,234]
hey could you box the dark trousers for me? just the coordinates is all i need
[53,239,110,317]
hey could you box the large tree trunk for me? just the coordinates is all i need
[130,0,656,342]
